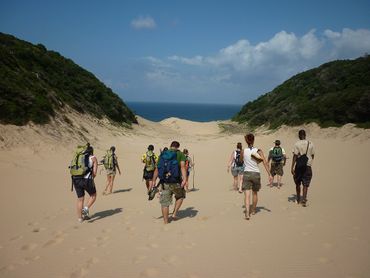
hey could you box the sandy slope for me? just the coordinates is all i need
[0,114,370,278]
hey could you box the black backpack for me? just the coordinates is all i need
[235,150,244,167]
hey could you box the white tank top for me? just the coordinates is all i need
[243,147,260,173]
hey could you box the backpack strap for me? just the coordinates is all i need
[305,142,310,155]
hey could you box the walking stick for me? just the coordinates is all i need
[192,154,195,190]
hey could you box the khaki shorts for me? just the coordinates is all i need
[270,162,284,176]
[242,171,261,192]
[106,169,116,176]
[160,183,186,207]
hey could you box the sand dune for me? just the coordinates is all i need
[0,113,370,278]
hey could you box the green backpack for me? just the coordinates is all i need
[271,146,283,163]
[103,150,115,170]
[69,144,91,177]
[145,151,156,172]
[69,144,91,191]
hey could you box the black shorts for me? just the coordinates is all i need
[294,166,313,187]
[143,169,154,180]
[73,178,96,198]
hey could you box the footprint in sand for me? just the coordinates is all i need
[43,232,66,248]
[10,235,23,241]
[132,255,147,264]
[183,242,196,249]
[162,255,180,266]
[19,255,41,265]
[126,226,136,232]
[318,257,330,264]
[93,236,110,247]
[71,247,86,254]
[43,237,64,247]
[20,243,38,251]
[70,267,89,278]
[186,274,200,278]
[322,242,333,249]
[198,216,209,221]
[140,267,160,277]
[147,243,159,249]
[69,257,99,278]
[0,264,16,272]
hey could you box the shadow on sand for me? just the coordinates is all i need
[113,188,133,194]
[88,208,123,223]
[288,194,297,203]
[175,206,199,219]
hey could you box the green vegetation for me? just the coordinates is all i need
[0,32,137,126]
[233,56,370,129]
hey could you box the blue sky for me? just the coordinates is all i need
[1,0,370,104]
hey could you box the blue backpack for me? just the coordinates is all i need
[157,150,180,183]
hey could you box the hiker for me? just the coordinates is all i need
[227,142,244,191]
[183,149,194,192]
[151,141,187,224]
[71,145,98,223]
[291,130,315,207]
[268,140,287,189]
[102,146,121,195]
[242,133,273,220]
[142,144,158,191]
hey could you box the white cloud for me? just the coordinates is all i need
[131,16,156,30]
[324,28,370,57]
[168,55,204,66]
[129,28,370,103]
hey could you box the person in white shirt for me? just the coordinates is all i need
[291,130,315,207]
[241,133,272,220]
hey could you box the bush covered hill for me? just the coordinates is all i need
[0,32,137,126]
[233,56,370,129]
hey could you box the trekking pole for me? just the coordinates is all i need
[192,154,195,190]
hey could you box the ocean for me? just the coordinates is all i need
[126,102,242,122]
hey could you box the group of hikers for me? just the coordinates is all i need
[228,129,315,219]
[69,141,194,224]
[69,129,314,223]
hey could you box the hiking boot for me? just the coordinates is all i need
[82,206,90,219]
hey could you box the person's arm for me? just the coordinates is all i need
[91,156,98,178]
[282,148,287,166]
[115,158,121,175]
[227,151,234,172]
[291,154,297,175]
[257,149,272,183]
[180,161,187,187]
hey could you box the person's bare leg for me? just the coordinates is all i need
[77,197,84,220]
[86,193,96,209]
[238,174,243,192]
[302,186,308,206]
[277,175,282,188]
[296,184,301,204]
[108,175,115,193]
[162,206,169,224]
[104,175,111,194]
[244,190,251,219]
[233,176,238,190]
[252,191,258,214]
[146,180,151,191]
[172,198,183,219]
